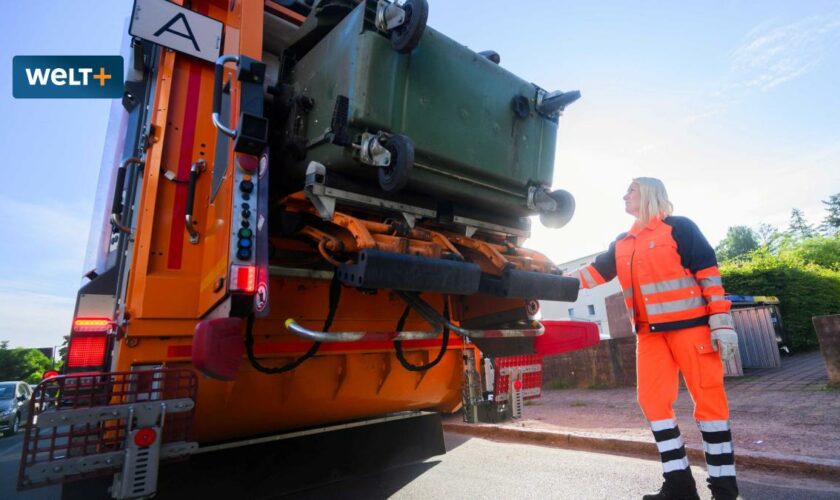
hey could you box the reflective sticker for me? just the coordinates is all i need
[707,464,737,477]
[646,296,707,315]
[640,277,698,295]
[697,420,730,432]
[656,437,685,453]
[699,276,723,288]
[650,418,677,431]
[662,457,690,473]
[703,441,733,455]
[579,267,596,288]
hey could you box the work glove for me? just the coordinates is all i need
[709,313,738,361]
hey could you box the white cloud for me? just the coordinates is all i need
[732,15,840,91]
[680,13,840,126]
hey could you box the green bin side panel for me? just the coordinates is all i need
[286,4,558,213]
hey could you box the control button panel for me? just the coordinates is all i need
[232,161,255,264]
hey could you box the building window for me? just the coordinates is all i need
[587,305,596,315]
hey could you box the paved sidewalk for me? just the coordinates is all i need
[444,351,840,480]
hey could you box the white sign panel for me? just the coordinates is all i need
[129,0,223,63]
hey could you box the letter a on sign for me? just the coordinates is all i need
[130,0,222,63]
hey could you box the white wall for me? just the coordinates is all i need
[540,252,621,339]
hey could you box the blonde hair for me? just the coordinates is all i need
[633,177,673,223]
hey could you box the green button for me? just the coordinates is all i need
[238,228,253,239]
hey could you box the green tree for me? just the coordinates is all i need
[781,235,840,270]
[755,223,782,253]
[0,344,54,384]
[721,251,840,350]
[787,208,816,240]
[715,225,758,261]
[58,335,70,367]
[820,193,840,236]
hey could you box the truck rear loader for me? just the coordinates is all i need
[18,1,589,497]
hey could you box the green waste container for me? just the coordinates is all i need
[278,0,578,224]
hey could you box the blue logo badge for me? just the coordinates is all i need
[13,56,124,99]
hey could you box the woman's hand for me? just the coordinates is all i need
[709,313,739,361]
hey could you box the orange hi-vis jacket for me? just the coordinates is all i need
[573,216,731,333]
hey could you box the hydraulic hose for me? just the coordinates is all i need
[393,298,450,372]
[245,275,341,374]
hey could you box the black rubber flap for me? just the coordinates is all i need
[338,249,481,294]
[480,269,580,301]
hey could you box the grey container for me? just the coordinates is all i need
[732,306,782,369]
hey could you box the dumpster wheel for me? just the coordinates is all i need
[378,134,414,193]
[390,0,428,54]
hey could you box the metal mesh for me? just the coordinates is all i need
[493,354,543,400]
[18,368,196,491]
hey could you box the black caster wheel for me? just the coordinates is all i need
[539,189,576,229]
[378,134,414,193]
[390,0,428,54]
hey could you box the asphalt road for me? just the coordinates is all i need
[0,432,59,500]
[2,430,838,499]
[287,433,840,500]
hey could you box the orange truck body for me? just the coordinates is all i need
[24,0,585,496]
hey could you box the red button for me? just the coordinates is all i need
[236,154,258,174]
[134,427,157,447]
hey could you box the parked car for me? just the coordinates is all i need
[0,381,33,437]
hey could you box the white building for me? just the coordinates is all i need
[540,252,632,339]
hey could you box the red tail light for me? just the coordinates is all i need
[67,335,108,368]
[67,317,112,369]
[73,318,111,333]
[230,265,256,293]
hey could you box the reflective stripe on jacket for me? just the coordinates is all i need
[572,216,731,333]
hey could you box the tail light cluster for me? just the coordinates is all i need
[66,317,112,370]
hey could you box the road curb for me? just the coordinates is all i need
[443,421,840,481]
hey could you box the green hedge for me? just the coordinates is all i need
[720,251,840,350]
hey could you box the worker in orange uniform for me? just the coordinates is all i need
[571,177,739,500]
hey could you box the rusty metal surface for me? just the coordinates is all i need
[812,314,840,386]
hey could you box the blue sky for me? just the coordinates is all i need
[1,1,839,348]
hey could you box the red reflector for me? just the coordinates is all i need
[72,318,111,333]
[192,318,244,381]
[534,320,600,356]
[42,370,59,380]
[231,265,256,293]
[133,427,157,447]
[67,336,108,368]
[513,379,523,391]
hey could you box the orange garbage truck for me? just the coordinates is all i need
[19,0,587,497]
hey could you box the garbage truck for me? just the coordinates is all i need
[18,0,587,497]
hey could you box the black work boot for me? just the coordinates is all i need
[643,470,700,500]
[707,476,739,500]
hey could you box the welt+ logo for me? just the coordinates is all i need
[13,56,124,98]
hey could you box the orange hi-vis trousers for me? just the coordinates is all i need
[636,324,729,421]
